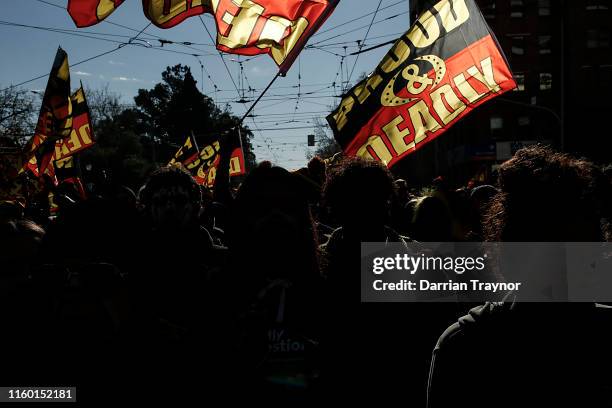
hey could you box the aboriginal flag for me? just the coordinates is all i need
[24,86,95,181]
[169,134,200,166]
[68,0,338,74]
[23,47,73,176]
[54,156,87,200]
[67,0,124,27]
[53,86,95,162]
[170,133,245,187]
[327,0,516,168]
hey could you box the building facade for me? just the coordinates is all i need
[397,0,611,187]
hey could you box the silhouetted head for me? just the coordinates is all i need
[394,178,410,203]
[484,145,608,241]
[140,165,201,232]
[230,163,318,279]
[412,195,453,242]
[0,201,24,223]
[0,219,44,279]
[468,184,498,239]
[323,157,394,236]
[307,156,327,186]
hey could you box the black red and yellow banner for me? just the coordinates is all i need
[169,134,246,187]
[24,47,73,176]
[327,0,516,168]
[67,0,124,27]
[24,86,95,182]
[68,0,339,74]
[0,151,25,203]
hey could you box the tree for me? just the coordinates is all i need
[308,117,341,160]
[133,64,255,170]
[81,106,152,191]
[0,86,36,147]
[85,84,122,126]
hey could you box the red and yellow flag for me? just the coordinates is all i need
[24,86,95,182]
[170,134,246,187]
[67,0,124,27]
[327,0,516,168]
[23,47,72,176]
[68,0,339,74]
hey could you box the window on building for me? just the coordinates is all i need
[538,35,552,54]
[586,0,609,11]
[482,0,496,19]
[490,116,504,130]
[510,36,526,55]
[603,31,612,48]
[518,116,531,126]
[600,65,612,87]
[514,73,526,91]
[511,0,524,17]
[538,0,551,16]
[539,73,552,90]
[587,29,611,49]
[587,30,598,48]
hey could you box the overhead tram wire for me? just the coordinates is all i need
[0,21,159,42]
[213,82,333,93]
[33,0,217,55]
[291,56,302,122]
[346,0,383,90]
[193,54,219,102]
[311,0,404,38]
[0,20,139,45]
[246,125,330,132]
[0,16,218,58]
[196,15,279,162]
[213,94,340,105]
[249,111,330,117]
[0,21,152,92]
[198,15,243,100]
[307,11,407,47]
[30,0,317,161]
[307,31,406,49]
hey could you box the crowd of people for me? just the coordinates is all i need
[1,143,612,404]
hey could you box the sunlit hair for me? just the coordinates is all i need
[139,165,201,208]
[484,145,609,242]
[323,157,394,215]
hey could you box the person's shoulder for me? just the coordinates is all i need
[319,226,342,252]
[384,226,414,243]
[594,303,612,327]
[435,301,513,352]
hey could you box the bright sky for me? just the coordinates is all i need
[0,0,410,169]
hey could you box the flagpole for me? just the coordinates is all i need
[238,71,281,124]
[190,130,200,152]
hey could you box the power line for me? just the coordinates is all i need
[198,16,242,100]
[0,22,152,92]
[347,0,384,88]
[246,125,327,131]
[250,111,330,117]
[0,20,159,41]
[0,20,131,45]
[306,31,405,48]
[0,18,218,58]
[33,0,216,54]
[308,11,407,47]
[1,47,120,92]
[312,0,405,37]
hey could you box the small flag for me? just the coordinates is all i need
[170,134,246,187]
